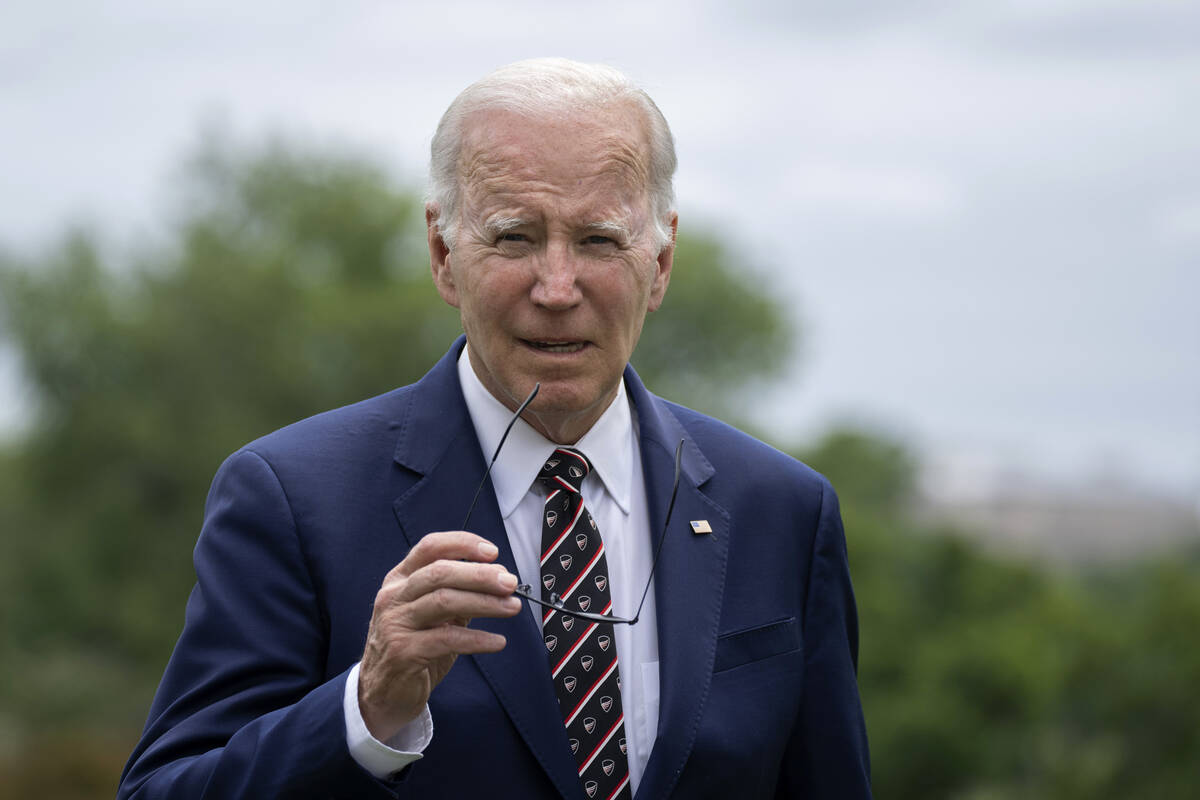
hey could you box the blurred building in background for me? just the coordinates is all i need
[919,455,1200,561]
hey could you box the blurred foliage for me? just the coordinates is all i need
[1,138,1197,799]
[801,433,1200,799]
[631,230,791,412]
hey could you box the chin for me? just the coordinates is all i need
[530,385,593,414]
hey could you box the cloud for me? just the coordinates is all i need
[1154,199,1200,245]
[779,160,963,222]
[965,0,1200,60]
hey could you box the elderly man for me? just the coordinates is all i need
[119,59,870,799]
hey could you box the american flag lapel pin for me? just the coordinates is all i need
[690,520,712,535]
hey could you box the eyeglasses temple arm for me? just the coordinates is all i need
[627,438,683,625]
[462,382,540,530]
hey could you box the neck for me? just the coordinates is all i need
[519,407,599,445]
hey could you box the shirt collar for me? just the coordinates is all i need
[458,345,633,519]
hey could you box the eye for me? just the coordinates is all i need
[498,232,528,243]
[583,234,616,246]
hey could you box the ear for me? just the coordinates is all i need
[646,213,677,312]
[427,202,459,308]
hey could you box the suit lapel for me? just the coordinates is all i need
[390,341,584,800]
[625,370,730,800]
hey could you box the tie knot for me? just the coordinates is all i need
[537,448,592,495]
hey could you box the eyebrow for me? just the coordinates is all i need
[481,216,529,237]
[582,220,633,240]
[479,216,635,241]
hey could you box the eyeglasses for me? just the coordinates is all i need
[462,382,682,626]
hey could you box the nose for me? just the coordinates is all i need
[529,241,583,310]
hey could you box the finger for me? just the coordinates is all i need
[409,624,509,657]
[391,531,500,578]
[402,559,518,601]
[403,587,523,629]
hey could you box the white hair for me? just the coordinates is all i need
[428,57,677,251]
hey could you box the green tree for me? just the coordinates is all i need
[631,230,791,418]
[801,430,1200,800]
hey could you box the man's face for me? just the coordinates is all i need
[429,104,675,444]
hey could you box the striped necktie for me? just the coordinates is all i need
[537,447,631,800]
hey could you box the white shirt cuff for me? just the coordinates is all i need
[343,661,433,779]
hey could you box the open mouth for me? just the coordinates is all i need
[523,339,587,354]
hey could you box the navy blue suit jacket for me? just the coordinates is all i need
[119,339,870,799]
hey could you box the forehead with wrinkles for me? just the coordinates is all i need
[456,104,653,222]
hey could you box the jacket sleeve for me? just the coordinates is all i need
[778,479,872,799]
[118,449,402,799]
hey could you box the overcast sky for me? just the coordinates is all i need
[2,0,1197,500]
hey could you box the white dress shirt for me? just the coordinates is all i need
[345,347,661,790]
